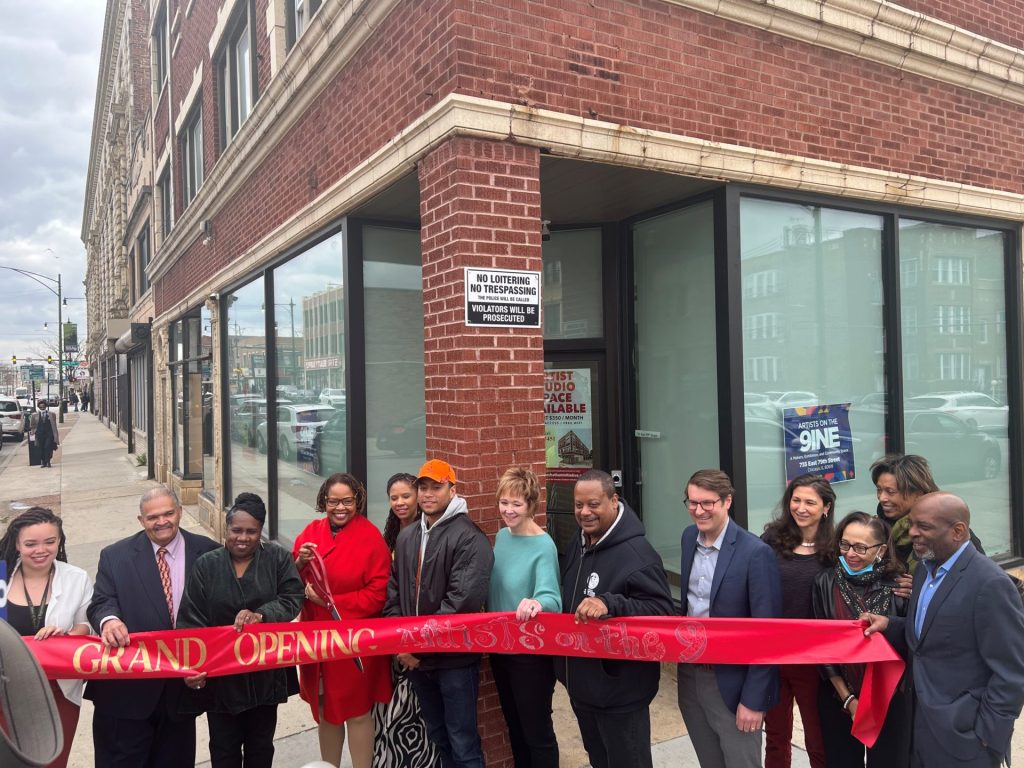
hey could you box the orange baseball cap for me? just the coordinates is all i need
[417,459,457,484]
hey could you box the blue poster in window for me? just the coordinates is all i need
[783,403,855,484]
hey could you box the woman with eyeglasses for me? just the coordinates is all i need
[811,511,911,768]
[293,473,393,768]
[760,474,835,768]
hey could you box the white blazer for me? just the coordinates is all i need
[12,559,94,705]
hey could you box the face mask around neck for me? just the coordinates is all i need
[839,555,874,577]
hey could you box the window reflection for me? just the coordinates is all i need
[900,220,1010,554]
[275,233,345,541]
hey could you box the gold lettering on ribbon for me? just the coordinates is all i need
[128,643,153,672]
[327,629,351,657]
[350,628,375,653]
[258,632,278,665]
[72,642,103,674]
[99,644,127,673]
[234,633,259,666]
[155,639,180,670]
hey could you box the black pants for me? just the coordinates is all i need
[490,654,559,768]
[92,687,197,768]
[207,704,278,768]
[571,702,652,768]
[818,681,911,768]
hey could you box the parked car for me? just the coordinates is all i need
[312,409,347,476]
[318,388,346,407]
[906,391,1008,434]
[231,400,272,446]
[376,415,426,457]
[743,392,777,420]
[903,410,1001,480]
[765,390,819,410]
[256,404,335,460]
[0,396,26,441]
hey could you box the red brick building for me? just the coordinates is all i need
[85,0,1024,762]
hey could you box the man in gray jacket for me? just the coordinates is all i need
[384,459,494,768]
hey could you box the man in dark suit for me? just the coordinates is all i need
[678,469,782,768]
[86,486,219,767]
[863,492,1024,768]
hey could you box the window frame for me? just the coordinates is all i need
[217,0,257,149]
[152,4,169,96]
[180,107,204,207]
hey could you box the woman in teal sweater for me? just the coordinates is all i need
[488,466,562,768]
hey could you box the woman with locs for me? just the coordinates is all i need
[374,472,440,767]
[811,511,911,768]
[0,507,93,768]
[761,474,834,768]
[178,493,305,768]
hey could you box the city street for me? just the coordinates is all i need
[10,413,1024,766]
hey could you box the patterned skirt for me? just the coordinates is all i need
[373,665,440,768]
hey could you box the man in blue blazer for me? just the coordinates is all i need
[85,487,218,767]
[863,492,1024,768]
[678,469,782,768]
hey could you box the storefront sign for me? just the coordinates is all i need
[305,357,341,370]
[63,322,78,354]
[545,368,593,483]
[464,268,541,327]
[783,403,855,483]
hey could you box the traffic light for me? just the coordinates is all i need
[47,355,53,365]
[10,356,15,365]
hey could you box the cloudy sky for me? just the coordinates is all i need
[0,1,105,368]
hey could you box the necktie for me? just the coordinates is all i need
[157,547,175,627]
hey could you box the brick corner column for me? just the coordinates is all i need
[418,135,546,767]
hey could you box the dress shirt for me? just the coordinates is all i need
[687,519,730,618]
[914,540,971,638]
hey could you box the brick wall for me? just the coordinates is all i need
[896,0,1024,50]
[156,0,1024,311]
[417,135,547,766]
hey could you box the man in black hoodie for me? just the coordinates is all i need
[554,469,674,768]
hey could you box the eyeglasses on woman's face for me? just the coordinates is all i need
[838,539,883,556]
[325,497,357,509]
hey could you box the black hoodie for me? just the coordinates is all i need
[553,500,674,712]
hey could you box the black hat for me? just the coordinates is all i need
[0,619,63,766]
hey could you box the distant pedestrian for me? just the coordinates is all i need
[29,402,59,468]
[69,390,79,412]
[80,390,90,413]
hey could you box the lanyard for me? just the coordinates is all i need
[23,567,54,632]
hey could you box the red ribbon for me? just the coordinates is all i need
[24,614,901,746]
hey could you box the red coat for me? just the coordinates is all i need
[292,514,393,723]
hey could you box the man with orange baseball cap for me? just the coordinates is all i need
[384,459,494,767]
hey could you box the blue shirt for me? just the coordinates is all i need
[914,540,971,637]
[687,520,730,619]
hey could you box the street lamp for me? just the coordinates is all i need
[262,298,299,392]
[0,266,65,424]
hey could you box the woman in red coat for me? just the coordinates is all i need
[293,472,393,768]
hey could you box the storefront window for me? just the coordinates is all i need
[740,199,884,531]
[364,226,424,528]
[169,314,206,478]
[634,201,719,578]
[543,228,603,339]
[899,220,1010,554]
[225,277,269,505]
[200,305,214,495]
[274,233,345,541]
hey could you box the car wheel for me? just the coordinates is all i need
[966,417,978,430]
[256,433,267,454]
[983,451,999,480]
[278,438,292,460]
[17,431,24,442]
[312,451,322,476]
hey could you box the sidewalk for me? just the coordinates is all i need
[0,413,809,767]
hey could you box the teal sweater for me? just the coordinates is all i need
[488,528,562,613]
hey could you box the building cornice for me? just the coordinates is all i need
[82,0,127,242]
[151,92,1024,328]
[666,0,1024,104]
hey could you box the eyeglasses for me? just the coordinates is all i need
[325,497,357,509]
[684,498,721,512]
[838,540,883,555]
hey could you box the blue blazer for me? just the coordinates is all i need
[679,519,782,713]
[84,528,219,719]
[887,544,1024,764]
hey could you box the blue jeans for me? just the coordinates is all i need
[407,664,484,768]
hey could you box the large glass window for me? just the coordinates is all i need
[200,305,214,495]
[542,229,603,339]
[740,199,885,531]
[634,202,719,579]
[152,4,168,93]
[181,109,204,207]
[137,224,150,295]
[218,1,255,147]
[226,277,268,505]
[364,227,424,528]
[169,314,207,478]
[275,232,345,541]
[899,220,1010,554]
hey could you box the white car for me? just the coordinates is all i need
[318,388,346,407]
[906,391,1008,433]
[0,396,26,440]
[256,404,335,460]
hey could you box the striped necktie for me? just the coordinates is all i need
[157,547,175,627]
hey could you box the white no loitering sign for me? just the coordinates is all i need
[464,267,541,328]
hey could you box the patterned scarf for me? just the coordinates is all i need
[834,562,894,619]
